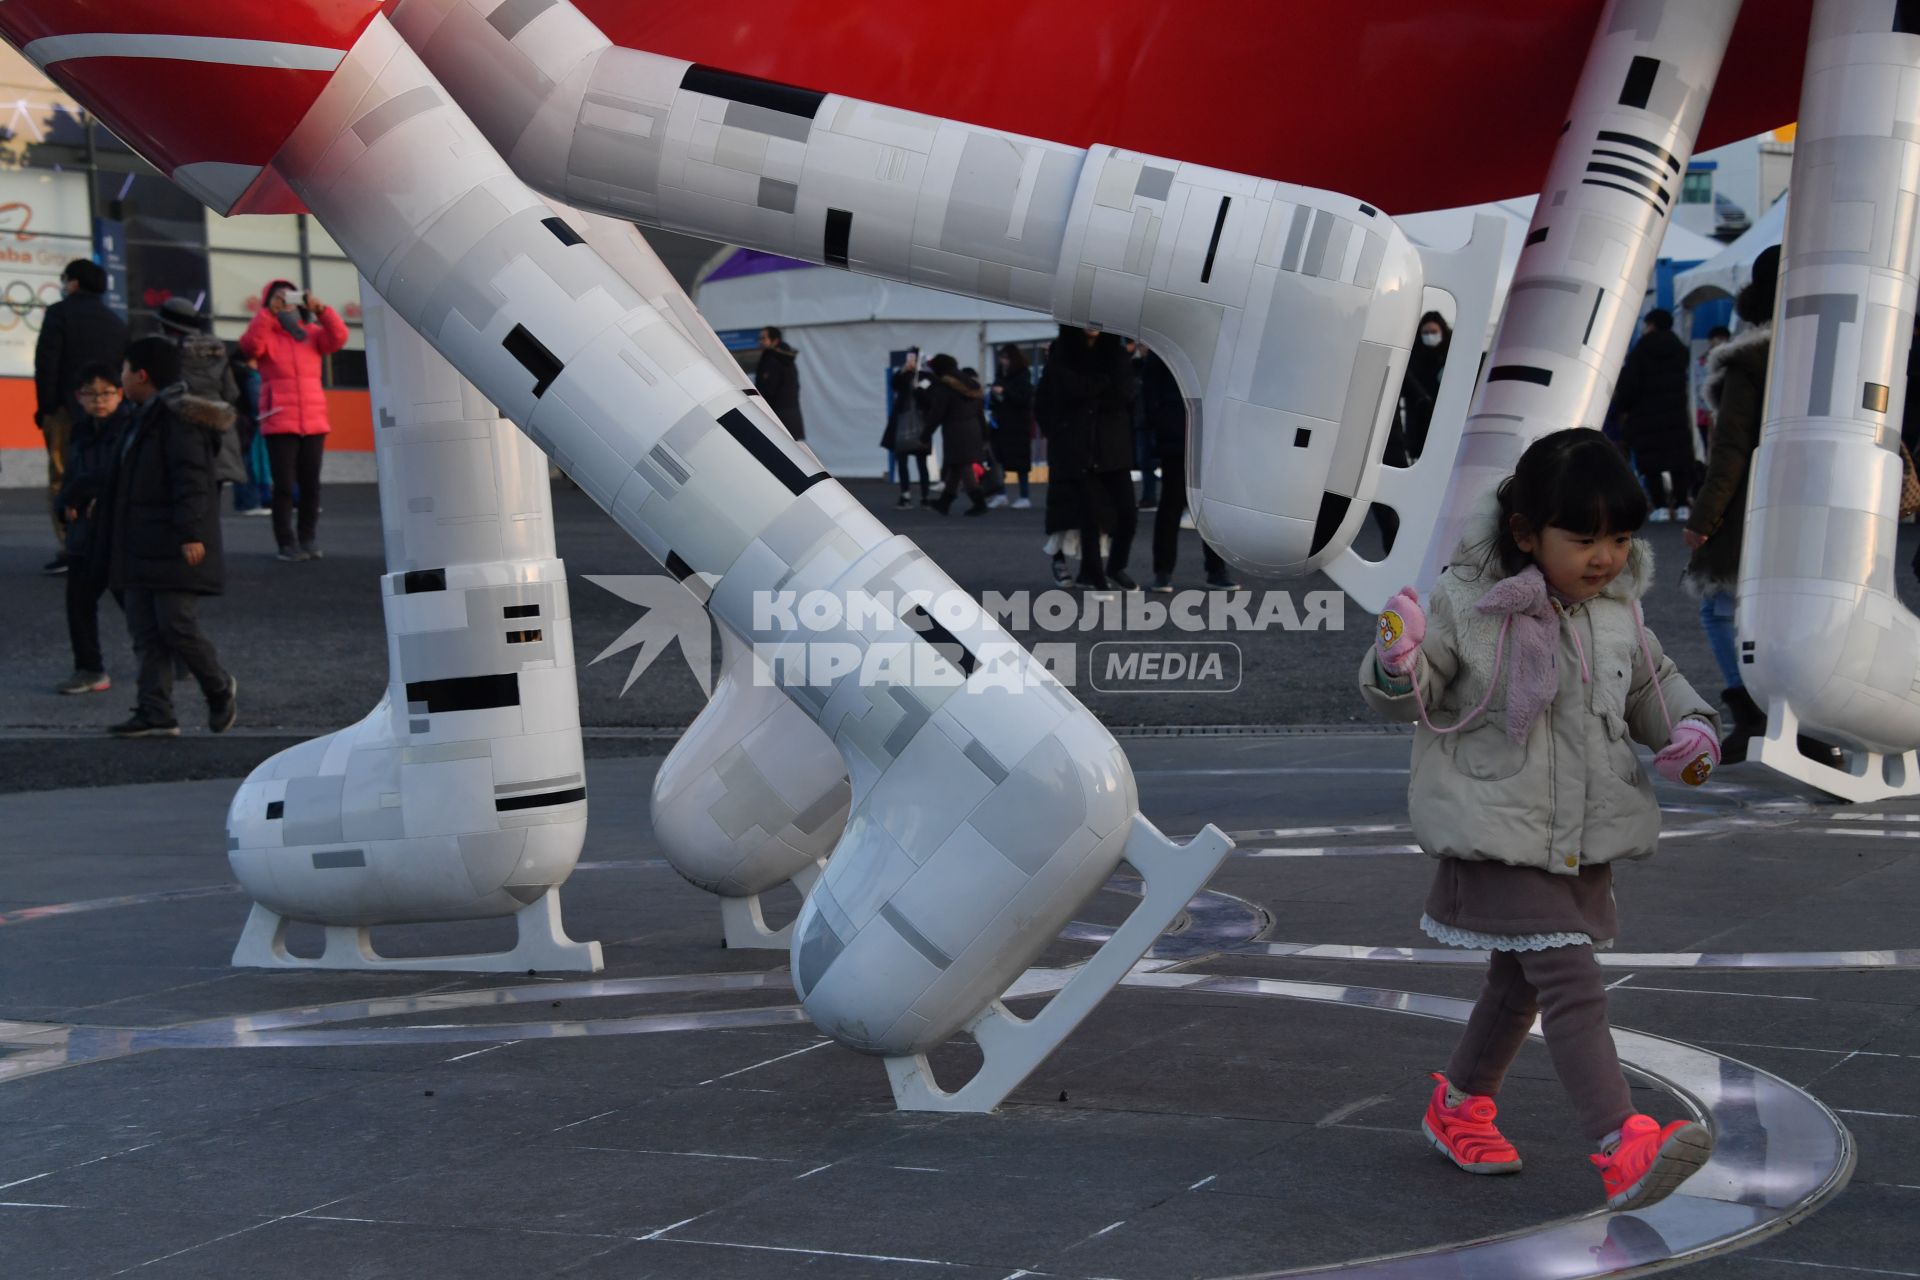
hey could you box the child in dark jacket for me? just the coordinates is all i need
[55,364,131,694]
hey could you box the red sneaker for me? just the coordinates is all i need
[1421,1072,1522,1174]
[1591,1114,1714,1210]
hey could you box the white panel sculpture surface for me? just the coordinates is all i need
[226,282,601,972]
[1741,0,1920,801]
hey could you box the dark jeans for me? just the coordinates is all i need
[66,568,115,673]
[895,451,930,498]
[1135,428,1159,505]
[267,432,326,548]
[1152,455,1226,578]
[1077,468,1138,586]
[1446,943,1635,1143]
[124,588,229,724]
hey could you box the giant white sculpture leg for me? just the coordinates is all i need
[387,0,1428,579]
[1417,0,1743,586]
[1740,0,1920,802]
[226,280,601,973]
[550,203,850,948]
[264,16,1229,1110]
[647,630,846,950]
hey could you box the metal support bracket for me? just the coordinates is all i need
[719,861,824,950]
[230,887,604,973]
[883,816,1233,1113]
[1753,698,1920,804]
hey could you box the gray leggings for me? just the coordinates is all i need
[1446,943,1635,1142]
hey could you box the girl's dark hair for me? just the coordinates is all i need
[928,352,959,377]
[1417,310,1452,339]
[997,344,1028,374]
[1481,428,1648,577]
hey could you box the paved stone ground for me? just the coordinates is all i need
[3,478,1918,1275]
[1,738,1917,1278]
[16,476,1914,793]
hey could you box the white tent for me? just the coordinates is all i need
[694,253,1056,478]
[1675,192,1788,308]
[1397,196,1728,345]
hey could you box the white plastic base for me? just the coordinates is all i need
[230,888,604,973]
[883,816,1233,1113]
[719,862,823,951]
[1754,699,1920,804]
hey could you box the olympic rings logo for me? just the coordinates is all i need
[0,277,61,332]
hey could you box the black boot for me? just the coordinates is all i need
[1720,686,1765,764]
[962,493,989,516]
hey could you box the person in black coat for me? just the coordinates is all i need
[880,351,933,507]
[103,338,238,738]
[989,345,1035,508]
[1611,308,1696,521]
[1036,325,1139,589]
[923,353,990,516]
[1138,345,1232,590]
[33,259,130,569]
[753,326,806,440]
[54,364,131,694]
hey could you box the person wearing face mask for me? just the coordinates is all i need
[239,279,349,562]
[1401,311,1452,461]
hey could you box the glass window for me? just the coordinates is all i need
[304,216,345,257]
[207,211,301,254]
[210,251,300,324]
[306,257,363,325]
[1681,171,1713,204]
[0,166,93,376]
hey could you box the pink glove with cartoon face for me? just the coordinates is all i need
[1377,587,1425,675]
[1654,718,1719,785]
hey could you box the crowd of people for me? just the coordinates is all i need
[877,325,1236,595]
[31,260,350,735]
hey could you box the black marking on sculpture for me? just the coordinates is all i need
[825,208,852,267]
[1581,177,1664,214]
[405,673,521,712]
[404,569,446,593]
[681,64,825,119]
[1489,365,1554,386]
[1597,130,1682,174]
[1586,162,1669,202]
[902,604,978,678]
[503,324,563,398]
[1619,56,1659,109]
[1201,197,1231,284]
[496,786,588,812]
[718,407,827,495]
[541,216,584,246]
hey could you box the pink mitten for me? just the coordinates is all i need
[1377,586,1426,675]
[1654,718,1720,786]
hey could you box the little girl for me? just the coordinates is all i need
[1360,427,1722,1212]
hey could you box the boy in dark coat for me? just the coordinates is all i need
[104,338,238,738]
[54,364,131,694]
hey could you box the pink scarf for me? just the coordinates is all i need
[1473,565,1563,743]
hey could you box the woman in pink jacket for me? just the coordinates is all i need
[240,279,349,561]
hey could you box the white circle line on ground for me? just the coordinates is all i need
[0,969,1853,1280]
